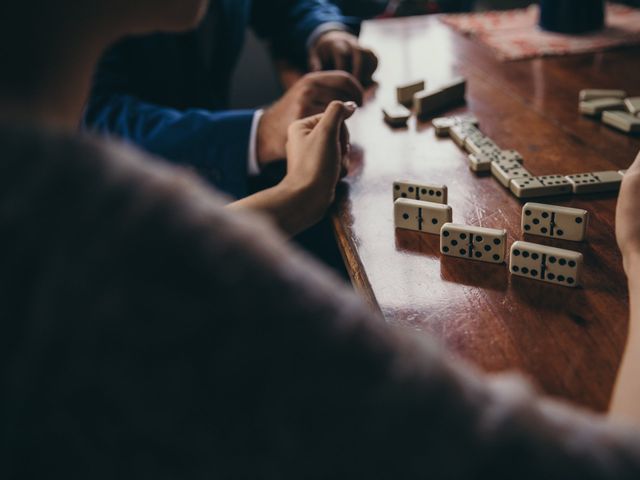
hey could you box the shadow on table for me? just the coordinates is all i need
[510,276,590,326]
[394,230,441,258]
[439,256,510,292]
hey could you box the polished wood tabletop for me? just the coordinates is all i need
[332,14,640,411]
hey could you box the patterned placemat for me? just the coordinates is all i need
[441,3,640,61]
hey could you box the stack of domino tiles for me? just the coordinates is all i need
[508,203,589,288]
[579,89,640,134]
[393,180,451,235]
[435,114,627,199]
[382,77,467,128]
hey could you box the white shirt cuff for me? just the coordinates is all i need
[306,22,349,50]
[248,109,264,177]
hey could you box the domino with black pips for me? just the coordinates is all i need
[468,153,493,172]
[396,80,425,106]
[490,150,524,164]
[393,181,448,204]
[521,203,589,242]
[382,104,412,127]
[464,134,500,157]
[492,161,533,188]
[432,115,478,137]
[510,175,573,198]
[450,123,482,148]
[510,241,583,288]
[440,223,507,264]
[394,199,453,234]
[565,171,623,194]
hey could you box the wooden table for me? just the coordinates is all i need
[332,15,640,411]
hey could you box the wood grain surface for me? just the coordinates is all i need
[332,15,640,411]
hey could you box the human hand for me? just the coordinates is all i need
[281,101,357,219]
[616,151,640,274]
[309,30,378,85]
[257,71,363,165]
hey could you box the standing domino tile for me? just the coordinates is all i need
[510,175,572,198]
[625,97,640,115]
[440,223,507,264]
[414,77,466,118]
[579,89,627,102]
[432,115,478,137]
[602,110,640,133]
[492,161,532,188]
[521,203,589,242]
[450,123,482,148]
[510,241,583,287]
[396,80,426,105]
[579,98,626,117]
[382,104,412,127]
[394,199,453,234]
[565,171,623,194]
[393,181,448,204]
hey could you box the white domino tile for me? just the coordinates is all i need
[510,175,573,198]
[382,104,411,127]
[393,181,448,204]
[565,171,623,194]
[432,115,478,137]
[394,199,452,234]
[396,80,425,105]
[450,123,482,148]
[602,110,640,133]
[492,163,533,188]
[440,223,507,264]
[579,98,626,117]
[579,89,626,102]
[510,241,583,288]
[521,203,589,242]
[625,97,640,115]
[414,77,466,118]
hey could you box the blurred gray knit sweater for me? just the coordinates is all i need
[1,123,640,479]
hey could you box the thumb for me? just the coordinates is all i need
[317,101,357,136]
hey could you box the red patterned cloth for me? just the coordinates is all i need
[441,2,640,61]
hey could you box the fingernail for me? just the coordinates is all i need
[344,101,358,111]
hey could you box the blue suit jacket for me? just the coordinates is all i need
[84,0,355,199]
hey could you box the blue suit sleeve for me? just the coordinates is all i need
[250,0,361,68]
[84,94,255,200]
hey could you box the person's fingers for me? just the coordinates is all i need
[308,71,364,105]
[317,101,357,137]
[307,84,361,111]
[329,40,353,73]
[308,52,322,72]
[360,49,379,84]
[290,101,357,140]
[339,122,351,158]
[351,48,363,84]
[628,149,640,175]
[288,112,325,139]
